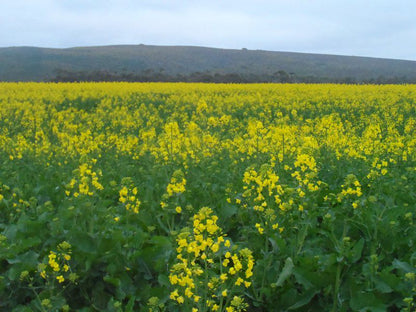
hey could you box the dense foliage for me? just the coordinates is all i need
[1,83,416,311]
[51,69,416,84]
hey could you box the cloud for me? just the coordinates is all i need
[0,0,415,60]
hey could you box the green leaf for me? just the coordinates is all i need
[103,275,121,287]
[11,305,33,312]
[288,289,319,310]
[379,269,401,291]
[125,296,135,312]
[7,266,22,281]
[20,237,42,250]
[280,288,298,308]
[7,250,38,266]
[158,274,170,287]
[141,236,173,272]
[276,257,294,287]
[392,259,415,273]
[350,238,364,263]
[219,204,237,219]
[350,292,387,312]
[373,276,393,293]
[150,236,172,250]
[71,231,96,253]
[268,237,279,253]
[293,269,314,289]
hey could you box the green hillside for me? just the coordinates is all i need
[1,45,416,82]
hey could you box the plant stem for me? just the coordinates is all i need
[332,223,347,312]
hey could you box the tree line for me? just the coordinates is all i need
[50,69,416,84]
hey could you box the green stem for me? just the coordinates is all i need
[31,287,47,312]
[203,259,208,312]
[170,213,175,232]
[332,263,342,312]
[259,254,272,303]
[219,255,224,312]
[296,223,309,255]
[331,223,347,312]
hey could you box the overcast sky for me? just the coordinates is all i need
[1,0,415,60]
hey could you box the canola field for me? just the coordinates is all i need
[1,83,416,311]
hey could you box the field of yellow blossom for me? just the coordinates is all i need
[1,82,416,311]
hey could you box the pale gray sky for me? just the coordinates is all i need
[1,0,415,60]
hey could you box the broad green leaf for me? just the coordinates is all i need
[219,204,237,219]
[288,289,319,310]
[71,231,96,253]
[349,292,387,312]
[158,274,170,287]
[350,238,364,263]
[125,296,135,312]
[103,275,121,287]
[293,268,314,289]
[373,277,393,293]
[7,250,38,265]
[276,257,294,287]
[392,259,415,273]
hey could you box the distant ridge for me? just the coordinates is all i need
[1,44,416,83]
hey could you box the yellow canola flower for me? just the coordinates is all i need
[167,177,186,196]
[119,182,141,214]
[38,242,75,284]
[169,207,255,310]
[3,83,416,311]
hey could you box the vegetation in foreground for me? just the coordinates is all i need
[1,83,416,311]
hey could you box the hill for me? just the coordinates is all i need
[1,45,416,83]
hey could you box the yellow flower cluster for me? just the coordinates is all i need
[166,172,187,197]
[242,165,288,232]
[38,241,77,284]
[0,184,10,204]
[169,207,254,311]
[243,165,282,212]
[119,184,140,214]
[366,157,392,181]
[292,154,320,193]
[241,154,324,236]
[161,170,187,210]
[1,83,416,172]
[245,120,269,156]
[226,296,249,312]
[66,161,103,197]
[337,174,362,208]
[2,187,31,215]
